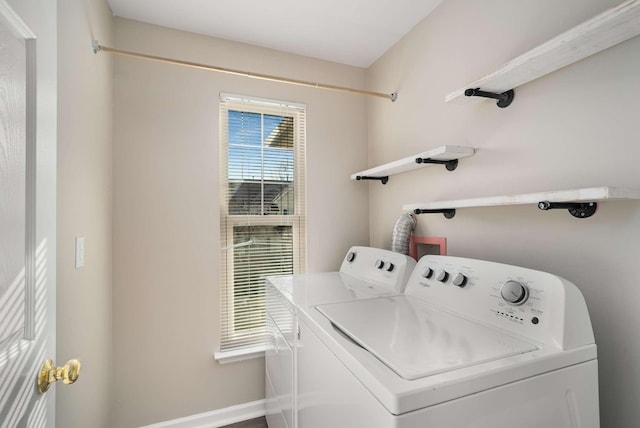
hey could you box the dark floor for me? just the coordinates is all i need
[222,416,268,428]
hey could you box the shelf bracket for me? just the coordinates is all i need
[413,208,456,219]
[356,175,389,185]
[464,88,515,108]
[537,201,598,219]
[415,157,459,171]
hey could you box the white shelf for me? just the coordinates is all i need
[404,187,640,219]
[351,145,475,183]
[446,0,640,105]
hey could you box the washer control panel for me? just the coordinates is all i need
[340,246,416,294]
[404,255,595,349]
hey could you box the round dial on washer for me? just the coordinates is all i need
[375,259,385,269]
[452,273,467,287]
[346,251,356,262]
[500,280,529,305]
[385,262,395,272]
[435,270,449,282]
[421,267,434,279]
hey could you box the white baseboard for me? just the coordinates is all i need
[140,399,266,428]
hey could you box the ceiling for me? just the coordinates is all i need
[107,0,442,68]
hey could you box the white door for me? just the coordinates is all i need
[0,1,57,427]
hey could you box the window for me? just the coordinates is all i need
[218,94,306,355]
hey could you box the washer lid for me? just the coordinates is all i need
[316,296,538,380]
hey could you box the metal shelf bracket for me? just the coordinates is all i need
[537,201,598,218]
[413,208,456,219]
[356,175,389,185]
[464,88,515,108]
[415,157,459,171]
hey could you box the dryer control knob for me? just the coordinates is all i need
[435,270,449,282]
[421,267,434,279]
[385,262,395,272]
[452,273,468,287]
[375,259,385,269]
[500,280,529,305]
[346,251,356,263]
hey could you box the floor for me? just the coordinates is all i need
[222,417,268,428]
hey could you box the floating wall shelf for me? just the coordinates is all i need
[446,0,640,108]
[404,187,640,219]
[352,145,475,185]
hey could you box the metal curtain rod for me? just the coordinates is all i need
[92,40,397,101]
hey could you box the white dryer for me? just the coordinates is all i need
[296,255,599,428]
[264,246,417,428]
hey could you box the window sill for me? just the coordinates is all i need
[214,345,266,364]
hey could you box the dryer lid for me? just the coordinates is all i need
[316,296,538,380]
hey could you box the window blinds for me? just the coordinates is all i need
[219,95,306,352]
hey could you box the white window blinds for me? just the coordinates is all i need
[219,94,306,353]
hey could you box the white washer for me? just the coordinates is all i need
[296,255,599,428]
[265,246,417,428]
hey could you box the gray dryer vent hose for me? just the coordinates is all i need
[391,213,416,255]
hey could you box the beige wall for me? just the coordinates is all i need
[57,0,114,426]
[112,18,369,427]
[366,0,640,426]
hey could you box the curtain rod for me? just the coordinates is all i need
[92,40,397,102]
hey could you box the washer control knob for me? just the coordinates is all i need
[452,273,468,287]
[421,267,434,279]
[346,251,356,263]
[385,262,395,272]
[375,259,385,269]
[500,280,529,305]
[435,270,449,282]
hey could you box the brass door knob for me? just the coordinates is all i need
[37,359,81,394]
